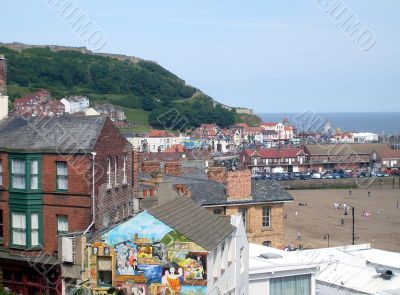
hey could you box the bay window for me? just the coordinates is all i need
[31,213,39,246]
[12,212,26,246]
[31,160,39,190]
[12,159,26,189]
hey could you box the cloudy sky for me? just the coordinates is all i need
[2,0,399,112]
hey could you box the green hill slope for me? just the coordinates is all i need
[0,43,261,130]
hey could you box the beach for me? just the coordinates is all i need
[284,187,400,252]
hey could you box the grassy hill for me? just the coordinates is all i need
[0,43,261,130]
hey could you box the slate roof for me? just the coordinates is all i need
[141,172,293,206]
[188,179,294,206]
[0,115,107,153]
[304,143,391,156]
[148,197,235,251]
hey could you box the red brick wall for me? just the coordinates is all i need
[225,170,252,199]
[207,167,226,183]
[94,119,134,230]
[141,162,161,174]
[165,162,181,176]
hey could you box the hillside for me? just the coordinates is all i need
[0,42,261,129]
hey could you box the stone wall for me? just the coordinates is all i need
[279,177,400,190]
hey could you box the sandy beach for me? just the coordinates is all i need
[284,187,400,252]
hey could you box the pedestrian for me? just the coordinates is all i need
[340,219,344,226]
[368,191,371,198]
[397,201,399,208]
[349,190,352,196]
[297,231,302,241]
[284,213,288,219]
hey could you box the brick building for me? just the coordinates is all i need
[240,148,308,174]
[304,143,392,173]
[139,166,293,249]
[0,115,137,294]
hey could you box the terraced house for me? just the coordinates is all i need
[0,115,136,294]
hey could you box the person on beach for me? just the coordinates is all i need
[349,190,352,196]
[340,219,344,226]
[297,231,302,241]
[368,191,371,198]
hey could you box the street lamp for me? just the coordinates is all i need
[324,233,330,248]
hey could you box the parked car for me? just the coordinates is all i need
[332,173,341,179]
[323,173,334,179]
[311,173,322,179]
[300,174,311,180]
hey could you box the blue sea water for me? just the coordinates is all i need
[258,113,400,135]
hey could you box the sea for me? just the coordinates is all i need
[258,113,400,135]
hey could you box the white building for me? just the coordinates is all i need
[126,130,183,152]
[294,244,400,295]
[249,243,318,295]
[61,96,89,113]
[353,132,379,143]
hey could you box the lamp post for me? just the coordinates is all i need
[324,233,330,248]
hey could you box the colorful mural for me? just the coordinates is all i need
[85,212,209,295]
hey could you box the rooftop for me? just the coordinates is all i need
[294,244,400,295]
[148,197,235,251]
[0,115,107,153]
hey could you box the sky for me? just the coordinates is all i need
[1,0,399,113]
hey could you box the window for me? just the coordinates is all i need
[31,160,39,190]
[57,215,69,235]
[12,212,26,246]
[31,213,39,246]
[270,274,311,295]
[263,241,271,247]
[262,206,271,227]
[114,157,118,186]
[122,156,127,184]
[0,160,2,187]
[12,159,26,189]
[107,158,111,188]
[238,208,247,228]
[0,210,3,241]
[98,257,112,286]
[56,161,68,191]
[213,208,225,215]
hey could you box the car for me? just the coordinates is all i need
[332,173,341,179]
[323,173,334,179]
[311,173,322,179]
[300,174,311,180]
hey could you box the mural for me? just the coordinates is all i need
[85,212,208,295]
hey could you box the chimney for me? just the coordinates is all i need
[225,170,252,200]
[207,166,226,183]
[164,161,181,176]
[0,55,8,121]
[0,55,7,96]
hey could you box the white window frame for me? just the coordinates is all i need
[31,160,39,190]
[12,159,26,189]
[12,212,27,246]
[31,212,39,246]
[107,158,111,188]
[57,215,69,235]
[56,161,68,191]
[114,157,118,186]
[262,206,271,228]
[122,156,127,184]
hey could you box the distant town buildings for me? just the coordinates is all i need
[126,130,183,153]
[60,95,89,113]
[13,90,65,117]
[94,103,126,122]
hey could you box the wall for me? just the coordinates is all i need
[83,212,209,295]
[279,177,400,190]
[94,119,134,230]
[226,170,252,200]
[225,203,285,249]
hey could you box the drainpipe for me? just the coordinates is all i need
[80,152,96,278]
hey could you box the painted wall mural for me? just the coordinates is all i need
[86,212,208,295]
